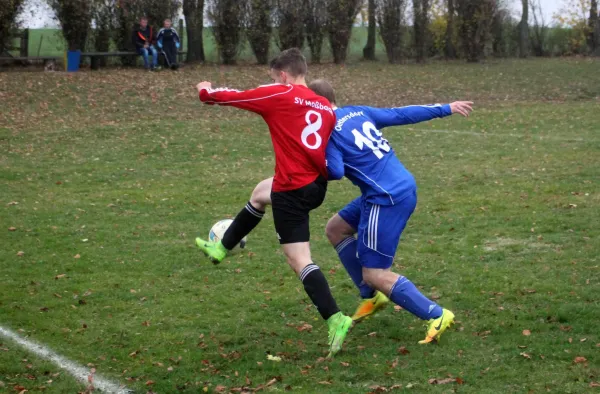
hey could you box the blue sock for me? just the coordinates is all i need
[335,237,375,299]
[389,276,442,320]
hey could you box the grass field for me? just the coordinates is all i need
[1,58,599,393]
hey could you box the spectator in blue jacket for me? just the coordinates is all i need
[157,19,181,70]
[132,17,160,71]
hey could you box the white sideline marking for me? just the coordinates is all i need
[422,129,587,142]
[0,325,129,393]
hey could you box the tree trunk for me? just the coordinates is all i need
[247,0,271,64]
[413,0,429,63]
[519,0,529,57]
[183,0,205,63]
[444,0,456,58]
[305,0,327,63]
[328,0,362,64]
[588,0,599,54]
[363,0,376,60]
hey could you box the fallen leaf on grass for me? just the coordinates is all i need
[266,377,279,387]
[266,355,281,362]
[318,381,331,385]
[17,251,24,256]
[340,361,349,367]
[393,305,402,311]
[8,227,16,231]
[397,347,410,355]
[73,254,80,259]
[368,332,377,337]
[296,323,312,332]
[368,385,388,392]
[590,382,600,388]
[215,385,227,392]
[55,274,66,280]
[7,201,19,206]
[40,307,49,312]
[522,330,531,336]
[520,352,532,360]
[428,377,459,385]
[145,380,155,386]
[141,321,150,327]
[573,356,587,364]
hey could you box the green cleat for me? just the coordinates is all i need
[326,312,353,358]
[195,237,227,264]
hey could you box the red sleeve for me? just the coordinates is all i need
[198,84,293,115]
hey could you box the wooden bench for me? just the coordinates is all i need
[81,51,187,70]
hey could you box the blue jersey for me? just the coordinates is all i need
[326,104,452,205]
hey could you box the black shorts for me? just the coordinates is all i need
[271,176,327,244]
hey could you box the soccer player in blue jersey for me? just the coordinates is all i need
[309,79,473,344]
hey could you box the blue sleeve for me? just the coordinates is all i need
[363,104,452,129]
[326,137,345,181]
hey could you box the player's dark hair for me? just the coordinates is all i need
[308,79,336,105]
[269,48,307,77]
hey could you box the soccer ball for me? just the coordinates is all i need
[208,219,247,250]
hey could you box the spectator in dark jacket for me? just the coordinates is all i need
[156,19,181,70]
[132,17,160,71]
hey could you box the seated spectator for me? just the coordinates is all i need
[132,17,161,71]
[157,19,181,70]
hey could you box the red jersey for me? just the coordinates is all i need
[199,83,335,192]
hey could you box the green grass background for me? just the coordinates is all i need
[0,58,599,393]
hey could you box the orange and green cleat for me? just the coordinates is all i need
[419,308,455,344]
[351,291,390,323]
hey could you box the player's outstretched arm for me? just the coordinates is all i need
[365,101,474,129]
[196,81,293,114]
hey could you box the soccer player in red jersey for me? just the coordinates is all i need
[195,48,352,357]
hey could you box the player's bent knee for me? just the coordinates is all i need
[325,214,353,246]
[250,177,273,211]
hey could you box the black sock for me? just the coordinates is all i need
[300,264,340,320]
[221,202,264,250]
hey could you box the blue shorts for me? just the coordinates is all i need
[338,191,417,269]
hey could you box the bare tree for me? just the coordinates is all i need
[519,0,529,57]
[207,0,246,64]
[363,0,377,60]
[274,0,305,50]
[529,0,547,56]
[588,0,599,54]
[91,0,117,66]
[376,0,406,63]
[445,0,457,58]
[47,0,92,51]
[183,0,206,62]
[305,0,328,63]
[0,0,26,55]
[327,0,362,64]
[413,0,431,63]
[456,0,498,62]
[246,0,271,64]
